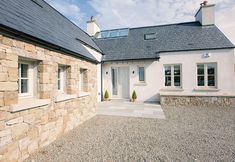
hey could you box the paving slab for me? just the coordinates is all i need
[97,100,165,119]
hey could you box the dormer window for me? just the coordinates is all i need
[144,33,156,40]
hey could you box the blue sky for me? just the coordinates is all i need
[45,0,235,43]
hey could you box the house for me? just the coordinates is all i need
[88,2,235,106]
[0,0,102,161]
[0,0,234,161]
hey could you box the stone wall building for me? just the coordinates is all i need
[0,0,102,161]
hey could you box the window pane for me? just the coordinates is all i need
[174,76,181,86]
[174,65,180,75]
[58,69,61,78]
[144,33,156,40]
[119,29,129,36]
[21,64,28,78]
[109,31,118,37]
[208,76,215,86]
[101,31,109,38]
[165,66,171,75]
[197,65,204,75]
[58,80,61,90]
[197,76,205,86]
[21,79,28,93]
[139,67,145,81]
[207,64,215,75]
[165,76,171,86]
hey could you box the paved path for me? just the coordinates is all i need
[97,100,165,119]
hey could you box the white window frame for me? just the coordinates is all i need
[138,66,145,82]
[18,61,34,98]
[197,63,217,88]
[164,64,182,88]
[58,66,66,93]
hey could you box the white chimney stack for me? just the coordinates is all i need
[195,1,215,26]
[87,16,100,36]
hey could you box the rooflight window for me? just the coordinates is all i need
[144,33,156,40]
[96,29,129,39]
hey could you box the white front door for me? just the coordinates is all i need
[112,67,130,99]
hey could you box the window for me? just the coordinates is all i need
[197,63,217,87]
[144,33,156,40]
[79,68,88,92]
[58,66,66,92]
[18,61,34,97]
[164,65,181,87]
[95,29,129,38]
[138,67,145,82]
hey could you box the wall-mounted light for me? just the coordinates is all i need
[132,71,135,74]
[106,71,108,75]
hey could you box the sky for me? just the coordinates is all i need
[45,0,235,44]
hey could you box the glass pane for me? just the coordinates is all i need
[139,67,145,81]
[208,64,215,75]
[119,29,129,36]
[145,33,156,40]
[101,31,109,38]
[58,69,61,78]
[165,76,171,86]
[197,65,204,75]
[21,64,28,78]
[109,31,118,37]
[165,66,171,75]
[174,65,180,75]
[208,76,215,86]
[21,79,28,93]
[112,69,118,95]
[58,80,61,90]
[197,76,205,86]
[174,76,181,86]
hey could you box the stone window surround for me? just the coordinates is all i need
[11,60,92,112]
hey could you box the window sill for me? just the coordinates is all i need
[134,82,147,86]
[160,88,184,92]
[78,92,90,98]
[55,94,77,102]
[10,98,50,112]
[193,88,220,92]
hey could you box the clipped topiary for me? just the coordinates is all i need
[104,90,109,101]
[132,90,137,102]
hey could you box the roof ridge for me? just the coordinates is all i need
[99,21,202,32]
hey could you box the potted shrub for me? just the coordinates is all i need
[131,90,137,102]
[104,90,109,101]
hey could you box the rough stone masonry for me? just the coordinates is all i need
[0,34,97,162]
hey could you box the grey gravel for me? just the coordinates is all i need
[25,106,235,162]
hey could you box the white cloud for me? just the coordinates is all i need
[90,0,235,44]
[45,0,84,27]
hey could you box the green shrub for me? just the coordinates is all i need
[132,90,137,101]
[104,90,109,100]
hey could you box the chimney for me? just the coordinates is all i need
[87,16,100,36]
[195,1,215,26]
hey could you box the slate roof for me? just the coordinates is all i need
[0,0,102,62]
[94,22,235,61]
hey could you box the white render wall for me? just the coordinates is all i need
[102,49,235,102]
[82,44,102,102]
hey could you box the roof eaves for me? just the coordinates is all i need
[0,25,99,64]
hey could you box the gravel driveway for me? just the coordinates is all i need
[25,106,235,162]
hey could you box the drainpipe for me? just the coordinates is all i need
[101,61,104,101]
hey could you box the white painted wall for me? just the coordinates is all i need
[82,44,102,102]
[102,49,235,102]
[195,4,215,26]
[87,21,100,36]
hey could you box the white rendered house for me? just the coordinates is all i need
[87,2,235,106]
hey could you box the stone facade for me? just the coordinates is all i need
[0,34,97,162]
[160,95,235,107]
